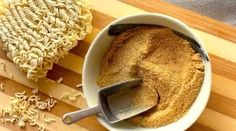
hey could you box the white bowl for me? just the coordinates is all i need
[83,13,211,131]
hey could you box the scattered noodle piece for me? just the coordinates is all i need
[43,113,56,124]
[74,92,84,98]
[76,84,82,88]
[48,94,53,98]
[60,90,84,102]
[36,123,45,131]
[68,95,77,101]
[45,98,57,111]
[0,83,4,92]
[60,92,70,100]
[36,101,48,110]
[32,88,39,94]
[56,77,63,84]
[10,73,14,79]
[18,120,25,128]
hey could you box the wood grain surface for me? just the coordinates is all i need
[0,0,236,131]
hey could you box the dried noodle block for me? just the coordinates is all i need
[0,0,92,81]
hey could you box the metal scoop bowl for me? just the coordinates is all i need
[62,78,156,124]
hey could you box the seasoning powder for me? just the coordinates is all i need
[97,26,204,127]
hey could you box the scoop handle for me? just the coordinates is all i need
[62,105,100,125]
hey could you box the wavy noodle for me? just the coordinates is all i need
[0,21,9,43]
[27,0,43,15]
[43,0,56,10]
[5,11,23,36]
[0,15,18,37]
[16,6,37,29]
[34,0,48,10]
[9,1,28,32]
[23,7,40,24]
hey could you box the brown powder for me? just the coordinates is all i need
[97,26,204,127]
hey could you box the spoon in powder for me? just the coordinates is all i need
[62,78,157,124]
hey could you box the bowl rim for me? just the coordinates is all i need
[83,13,212,131]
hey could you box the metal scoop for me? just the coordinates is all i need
[62,78,156,124]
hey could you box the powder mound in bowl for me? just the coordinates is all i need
[97,26,204,127]
[0,0,92,81]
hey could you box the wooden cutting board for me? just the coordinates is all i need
[0,0,236,131]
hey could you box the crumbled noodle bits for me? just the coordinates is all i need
[0,91,57,131]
